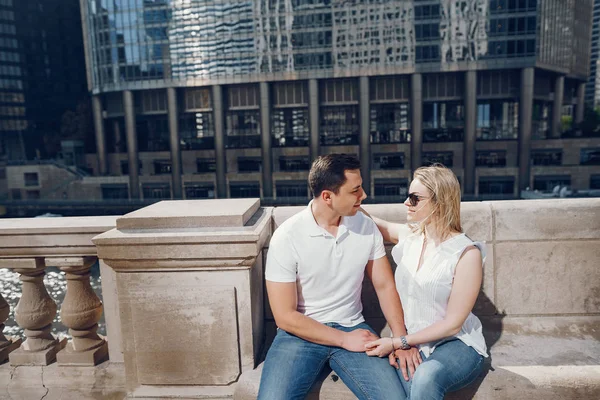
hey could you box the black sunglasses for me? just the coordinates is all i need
[407,193,429,207]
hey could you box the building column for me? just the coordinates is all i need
[212,85,227,198]
[260,82,273,198]
[123,90,140,199]
[359,76,371,195]
[464,70,477,195]
[518,68,534,191]
[309,79,320,163]
[552,75,564,138]
[167,88,182,199]
[92,95,107,176]
[411,74,423,173]
[576,81,586,125]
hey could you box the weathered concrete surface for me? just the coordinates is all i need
[94,200,270,397]
[0,361,126,400]
[235,317,600,400]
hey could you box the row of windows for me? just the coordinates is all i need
[0,64,20,77]
[0,50,19,63]
[0,9,13,21]
[60,172,600,201]
[0,22,14,34]
[0,37,17,49]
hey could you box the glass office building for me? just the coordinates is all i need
[81,0,596,201]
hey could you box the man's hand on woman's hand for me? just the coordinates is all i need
[341,329,379,352]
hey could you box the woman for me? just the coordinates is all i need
[363,165,487,400]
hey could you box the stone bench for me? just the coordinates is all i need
[234,199,600,399]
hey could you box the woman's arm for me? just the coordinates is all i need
[366,246,482,354]
[359,207,412,244]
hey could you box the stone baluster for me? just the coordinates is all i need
[0,291,22,363]
[8,258,66,365]
[50,257,108,366]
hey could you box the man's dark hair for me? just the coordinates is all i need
[308,154,361,198]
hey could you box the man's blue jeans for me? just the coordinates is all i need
[258,322,407,400]
[397,338,485,400]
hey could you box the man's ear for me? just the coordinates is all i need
[321,190,333,204]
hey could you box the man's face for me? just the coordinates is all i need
[329,169,367,217]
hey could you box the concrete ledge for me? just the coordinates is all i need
[234,317,600,400]
[0,361,126,400]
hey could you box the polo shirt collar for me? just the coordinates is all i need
[303,200,349,238]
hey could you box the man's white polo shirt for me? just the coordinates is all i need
[265,202,386,327]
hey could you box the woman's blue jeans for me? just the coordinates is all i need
[258,322,407,400]
[398,338,485,400]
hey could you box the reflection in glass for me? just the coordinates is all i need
[370,103,411,144]
[320,106,359,145]
[477,101,519,140]
[272,108,309,147]
[423,102,464,142]
[226,110,260,148]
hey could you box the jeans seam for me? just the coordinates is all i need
[330,351,373,400]
[302,356,329,397]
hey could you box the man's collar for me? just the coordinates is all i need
[303,200,348,238]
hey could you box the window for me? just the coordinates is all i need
[373,153,405,169]
[26,190,40,200]
[136,115,169,152]
[121,161,142,175]
[196,158,217,173]
[279,157,310,172]
[24,172,38,187]
[590,175,600,190]
[142,183,171,199]
[226,110,261,148]
[581,148,600,165]
[478,177,515,195]
[531,150,562,166]
[102,184,128,200]
[238,158,261,173]
[11,188,20,200]
[230,182,260,198]
[423,102,464,142]
[423,152,453,168]
[272,108,309,147]
[533,175,571,192]
[153,160,171,175]
[180,112,214,150]
[185,183,215,199]
[370,103,411,144]
[320,106,359,145]
[476,151,507,168]
[476,101,519,140]
[374,179,408,198]
[276,181,308,198]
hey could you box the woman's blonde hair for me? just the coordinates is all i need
[410,164,462,239]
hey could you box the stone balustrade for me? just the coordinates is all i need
[0,216,117,367]
[0,199,598,400]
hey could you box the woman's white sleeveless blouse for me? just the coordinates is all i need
[392,233,488,358]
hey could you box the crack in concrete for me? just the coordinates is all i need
[39,366,49,400]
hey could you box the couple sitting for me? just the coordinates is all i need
[258,154,487,400]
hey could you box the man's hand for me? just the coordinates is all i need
[341,329,379,352]
[390,347,422,381]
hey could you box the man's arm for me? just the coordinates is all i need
[267,281,378,352]
[365,255,422,380]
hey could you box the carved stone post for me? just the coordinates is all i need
[8,258,66,365]
[50,256,108,366]
[93,199,270,397]
[0,291,22,363]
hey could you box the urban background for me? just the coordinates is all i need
[0,0,599,218]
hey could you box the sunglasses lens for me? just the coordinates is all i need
[408,194,418,207]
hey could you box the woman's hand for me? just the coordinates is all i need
[364,337,394,357]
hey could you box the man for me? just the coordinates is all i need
[258,154,420,400]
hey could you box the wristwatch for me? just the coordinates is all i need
[398,335,411,350]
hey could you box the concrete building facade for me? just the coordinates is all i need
[79,0,599,203]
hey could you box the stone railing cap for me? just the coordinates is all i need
[116,199,260,230]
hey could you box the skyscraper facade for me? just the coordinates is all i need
[80,0,598,202]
